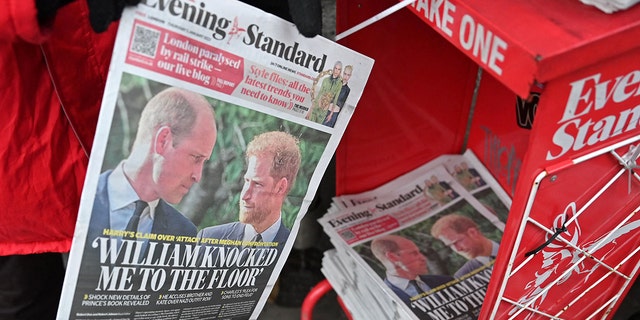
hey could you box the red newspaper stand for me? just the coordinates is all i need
[331,0,640,318]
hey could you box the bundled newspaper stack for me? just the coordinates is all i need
[319,151,511,320]
[580,0,640,13]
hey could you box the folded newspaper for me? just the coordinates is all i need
[58,1,373,319]
[579,0,640,13]
[319,150,511,320]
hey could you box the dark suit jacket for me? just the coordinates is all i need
[454,258,487,278]
[86,170,197,240]
[197,221,290,290]
[197,221,290,250]
[75,170,197,305]
[384,274,454,305]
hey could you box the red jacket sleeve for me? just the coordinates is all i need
[0,0,50,43]
[0,0,116,255]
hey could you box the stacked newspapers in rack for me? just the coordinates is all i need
[580,0,640,13]
[319,150,511,320]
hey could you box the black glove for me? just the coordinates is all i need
[35,0,75,26]
[86,0,141,33]
[288,0,322,38]
[240,0,322,38]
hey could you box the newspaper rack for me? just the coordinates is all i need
[323,0,640,319]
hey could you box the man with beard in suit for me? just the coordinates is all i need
[431,213,499,278]
[198,131,301,251]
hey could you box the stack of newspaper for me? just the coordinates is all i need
[580,0,640,13]
[319,150,511,320]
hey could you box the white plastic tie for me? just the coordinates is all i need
[335,0,414,41]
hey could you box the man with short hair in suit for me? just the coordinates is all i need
[371,234,454,306]
[75,87,218,299]
[431,213,500,278]
[90,86,217,239]
[198,131,301,250]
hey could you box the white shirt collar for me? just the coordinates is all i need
[476,241,500,265]
[242,216,282,242]
[108,162,159,219]
[386,273,431,295]
[386,273,411,291]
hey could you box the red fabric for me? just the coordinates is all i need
[0,0,117,255]
[1,0,48,43]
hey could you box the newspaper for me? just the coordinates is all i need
[322,248,406,320]
[58,1,373,319]
[331,155,459,210]
[319,152,509,320]
[579,0,640,13]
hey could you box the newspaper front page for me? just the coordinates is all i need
[319,152,510,320]
[58,1,373,319]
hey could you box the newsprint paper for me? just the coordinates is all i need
[58,1,373,319]
[319,151,510,320]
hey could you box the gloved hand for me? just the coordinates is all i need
[288,0,322,37]
[86,0,141,33]
[35,0,74,26]
[240,0,322,38]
